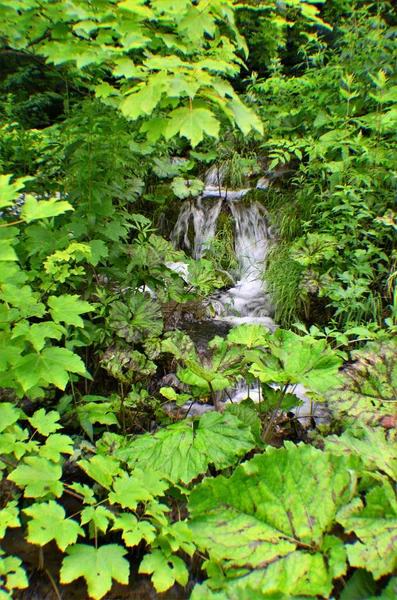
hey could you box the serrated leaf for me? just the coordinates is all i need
[24,501,84,550]
[112,513,156,546]
[21,195,73,223]
[78,455,121,490]
[227,323,269,348]
[48,294,93,327]
[324,427,397,479]
[15,347,89,392]
[0,501,20,537]
[171,177,204,199]
[188,443,355,597]
[326,339,397,426]
[0,403,21,433]
[109,469,168,509]
[139,549,188,593]
[165,107,220,147]
[80,506,115,534]
[120,412,255,484]
[38,434,74,462]
[60,544,129,600]
[226,98,263,135]
[28,408,62,436]
[8,456,63,498]
[337,482,397,579]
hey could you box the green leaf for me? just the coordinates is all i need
[15,347,89,392]
[0,549,28,596]
[60,544,129,600]
[0,403,21,433]
[340,570,376,600]
[78,455,121,490]
[226,98,263,135]
[171,177,204,199]
[337,481,397,579]
[324,427,397,480]
[108,292,163,342]
[0,501,20,537]
[21,194,73,223]
[227,324,269,349]
[38,434,74,462]
[112,513,156,547]
[80,506,115,534]
[188,443,355,597]
[48,294,93,327]
[8,456,63,498]
[165,107,220,148]
[225,402,263,447]
[249,329,342,393]
[28,408,62,436]
[120,412,255,484]
[24,501,84,550]
[326,339,397,426]
[139,549,188,593]
[109,469,168,509]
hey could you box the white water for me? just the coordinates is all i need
[170,169,329,426]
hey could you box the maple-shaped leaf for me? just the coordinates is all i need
[28,408,62,436]
[7,456,63,498]
[21,194,73,223]
[139,549,188,593]
[119,412,255,484]
[0,501,20,537]
[337,481,397,579]
[17,322,66,352]
[60,544,129,600]
[80,506,115,535]
[108,469,168,509]
[227,323,270,349]
[121,73,166,119]
[38,434,74,462]
[0,549,29,596]
[78,455,121,490]
[226,98,263,135]
[112,513,156,547]
[165,107,220,147]
[14,347,89,392]
[48,294,93,327]
[0,403,21,433]
[24,501,84,550]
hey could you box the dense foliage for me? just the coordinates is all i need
[0,1,396,599]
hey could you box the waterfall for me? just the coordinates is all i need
[171,181,275,330]
[170,173,327,426]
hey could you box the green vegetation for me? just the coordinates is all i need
[0,1,396,599]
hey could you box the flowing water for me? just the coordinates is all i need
[170,170,329,425]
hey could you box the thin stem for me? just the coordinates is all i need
[262,385,287,444]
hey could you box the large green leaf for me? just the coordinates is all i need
[324,427,397,480]
[48,294,93,327]
[14,347,89,392]
[337,482,397,579]
[7,456,63,498]
[60,544,129,600]
[326,339,397,426]
[188,443,357,597]
[119,412,256,484]
[249,329,342,393]
[24,501,84,550]
[165,107,220,147]
[108,292,163,342]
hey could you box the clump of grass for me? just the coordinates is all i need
[265,245,305,327]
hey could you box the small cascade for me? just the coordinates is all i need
[211,200,274,325]
[171,197,223,260]
[171,172,275,328]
